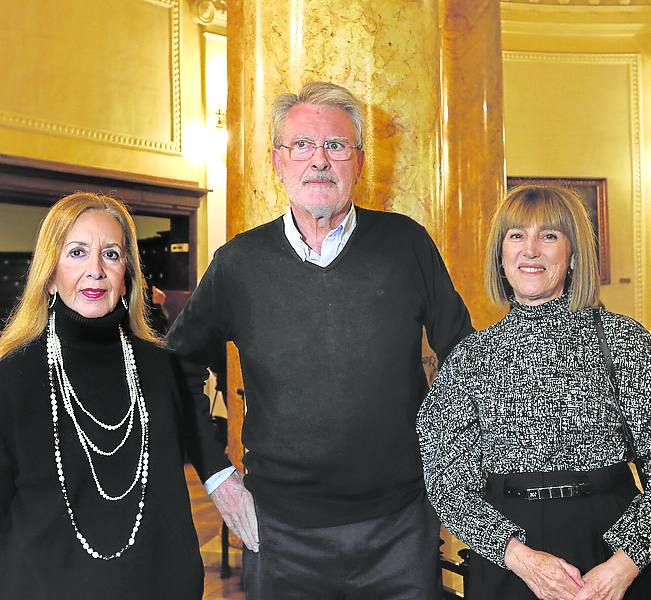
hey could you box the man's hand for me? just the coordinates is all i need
[209,471,259,552]
[504,537,584,600]
[572,550,638,600]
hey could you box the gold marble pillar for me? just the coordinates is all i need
[439,0,506,330]
[438,2,506,591]
[227,0,443,235]
[226,0,442,468]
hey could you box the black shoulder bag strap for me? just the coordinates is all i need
[593,308,647,491]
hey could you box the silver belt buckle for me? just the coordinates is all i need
[525,482,588,500]
[527,487,542,500]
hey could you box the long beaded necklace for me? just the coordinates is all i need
[46,310,149,560]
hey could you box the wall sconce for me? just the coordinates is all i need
[215,108,226,129]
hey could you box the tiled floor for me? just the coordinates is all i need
[186,466,245,600]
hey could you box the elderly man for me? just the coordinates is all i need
[167,81,473,599]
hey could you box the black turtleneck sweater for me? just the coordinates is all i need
[168,206,473,527]
[0,300,219,599]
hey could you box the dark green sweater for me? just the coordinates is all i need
[168,207,472,527]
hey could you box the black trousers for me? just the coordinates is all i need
[468,463,651,600]
[243,491,442,600]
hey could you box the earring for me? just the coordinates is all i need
[48,291,57,309]
[121,296,129,310]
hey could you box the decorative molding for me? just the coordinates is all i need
[170,0,182,154]
[502,1,646,5]
[628,55,644,322]
[503,51,644,320]
[194,0,226,28]
[0,0,182,156]
[503,50,638,63]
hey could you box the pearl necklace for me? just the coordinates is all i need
[47,311,149,560]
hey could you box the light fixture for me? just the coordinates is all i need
[215,108,226,129]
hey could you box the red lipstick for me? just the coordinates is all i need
[81,289,107,300]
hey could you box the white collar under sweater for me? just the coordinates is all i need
[282,204,357,268]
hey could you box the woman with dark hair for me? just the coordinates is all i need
[418,184,650,600]
[0,193,225,599]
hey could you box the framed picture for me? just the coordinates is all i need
[507,176,610,285]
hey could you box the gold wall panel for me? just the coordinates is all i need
[0,0,181,154]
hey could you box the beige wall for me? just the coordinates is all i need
[0,0,208,183]
[203,32,228,261]
[501,4,651,328]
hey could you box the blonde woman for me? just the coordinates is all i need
[0,193,225,599]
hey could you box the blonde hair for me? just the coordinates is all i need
[0,192,161,358]
[485,184,600,312]
[271,81,365,150]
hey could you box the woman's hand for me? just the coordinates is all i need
[504,537,584,600]
[572,550,638,600]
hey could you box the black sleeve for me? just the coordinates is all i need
[166,249,232,365]
[419,229,474,367]
[170,356,231,482]
[0,434,15,522]
[166,249,234,481]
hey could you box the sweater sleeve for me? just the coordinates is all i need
[166,249,234,482]
[602,315,651,571]
[417,342,525,568]
[167,248,232,364]
[169,355,232,483]
[417,229,474,366]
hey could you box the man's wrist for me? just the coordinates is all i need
[204,466,236,495]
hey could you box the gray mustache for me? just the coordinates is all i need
[302,174,337,185]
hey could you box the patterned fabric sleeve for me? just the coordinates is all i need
[417,341,526,568]
[602,313,651,571]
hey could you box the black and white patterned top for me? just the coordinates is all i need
[417,294,651,570]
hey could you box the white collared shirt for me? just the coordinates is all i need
[282,204,357,267]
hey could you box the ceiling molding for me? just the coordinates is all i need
[502,0,649,5]
[194,0,226,30]
[501,0,651,32]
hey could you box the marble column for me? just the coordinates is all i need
[225,0,442,469]
[439,0,506,330]
[438,1,505,585]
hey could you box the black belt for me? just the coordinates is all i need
[504,481,592,501]
[487,462,635,503]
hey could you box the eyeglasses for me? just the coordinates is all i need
[278,140,359,161]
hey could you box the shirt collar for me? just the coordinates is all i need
[282,204,356,259]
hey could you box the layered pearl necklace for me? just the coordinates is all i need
[46,310,149,560]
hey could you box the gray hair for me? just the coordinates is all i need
[271,81,365,150]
